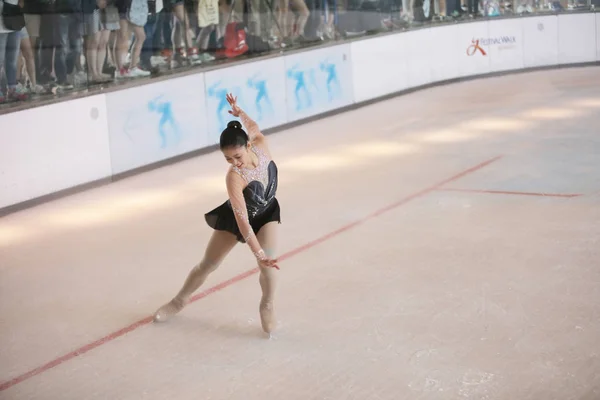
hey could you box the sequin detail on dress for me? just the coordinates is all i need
[232,145,270,189]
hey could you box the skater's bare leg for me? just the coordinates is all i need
[256,222,279,335]
[153,230,238,322]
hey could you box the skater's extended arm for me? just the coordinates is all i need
[238,109,264,144]
[226,171,278,268]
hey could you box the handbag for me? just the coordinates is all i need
[1,0,26,31]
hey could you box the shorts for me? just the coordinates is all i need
[20,26,29,39]
[24,14,40,37]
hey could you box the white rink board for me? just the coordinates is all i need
[351,34,409,103]
[522,16,558,68]
[204,57,287,145]
[105,73,210,175]
[596,13,600,61]
[488,18,524,73]
[283,44,354,122]
[0,95,111,209]
[429,24,461,83]
[3,12,599,211]
[557,13,597,64]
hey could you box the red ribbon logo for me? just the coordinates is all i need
[467,39,487,56]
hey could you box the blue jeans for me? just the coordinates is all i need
[0,31,21,90]
[54,13,83,84]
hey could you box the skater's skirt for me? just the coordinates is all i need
[204,198,281,243]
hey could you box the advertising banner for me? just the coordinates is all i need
[488,18,524,73]
[284,44,354,122]
[522,16,558,68]
[0,95,111,209]
[429,24,461,84]
[458,21,491,78]
[557,13,597,64]
[204,57,287,144]
[106,74,210,175]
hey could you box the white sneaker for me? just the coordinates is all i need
[30,84,45,94]
[127,67,151,77]
[150,55,168,67]
[200,52,215,62]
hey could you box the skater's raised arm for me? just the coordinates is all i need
[226,171,279,269]
[226,93,265,144]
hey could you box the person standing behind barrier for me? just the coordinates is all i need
[277,0,309,43]
[115,0,151,77]
[163,0,201,64]
[15,0,44,94]
[83,0,117,83]
[22,0,53,84]
[195,0,217,62]
[54,0,87,89]
[0,0,29,101]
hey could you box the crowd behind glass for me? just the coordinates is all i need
[0,0,594,106]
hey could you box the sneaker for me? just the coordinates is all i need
[8,85,29,101]
[199,52,216,62]
[69,71,88,87]
[56,81,74,90]
[30,84,45,94]
[150,55,168,67]
[116,67,129,79]
[188,47,202,64]
[126,66,151,78]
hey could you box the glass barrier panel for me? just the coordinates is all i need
[0,0,595,111]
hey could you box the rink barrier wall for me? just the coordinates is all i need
[0,12,598,215]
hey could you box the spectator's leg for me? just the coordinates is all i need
[24,14,41,81]
[5,31,29,100]
[140,12,158,69]
[38,13,55,83]
[20,28,43,92]
[0,33,8,99]
[290,0,309,38]
[53,14,72,88]
[84,11,101,81]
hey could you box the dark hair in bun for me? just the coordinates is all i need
[220,120,248,150]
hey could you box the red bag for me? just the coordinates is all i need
[217,22,249,58]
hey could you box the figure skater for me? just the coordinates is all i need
[153,93,281,336]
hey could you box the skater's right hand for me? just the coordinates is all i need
[226,93,241,117]
[258,257,280,270]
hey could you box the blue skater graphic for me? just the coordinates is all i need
[247,73,273,120]
[320,60,341,101]
[207,81,230,129]
[287,65,312,111]
[148,95,180,149]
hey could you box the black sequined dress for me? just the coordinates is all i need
[205,145,281,243]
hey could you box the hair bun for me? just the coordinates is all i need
[227,121,242,129]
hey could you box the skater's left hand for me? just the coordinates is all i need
[226,93,241,117]
[259,257,280,270]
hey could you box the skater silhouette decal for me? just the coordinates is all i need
[147,95,181,149]
[319,59,341,101]
[287,64,312,111]
[247,73,273,121]
[208,81,246,130]
[286,54,346,120]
